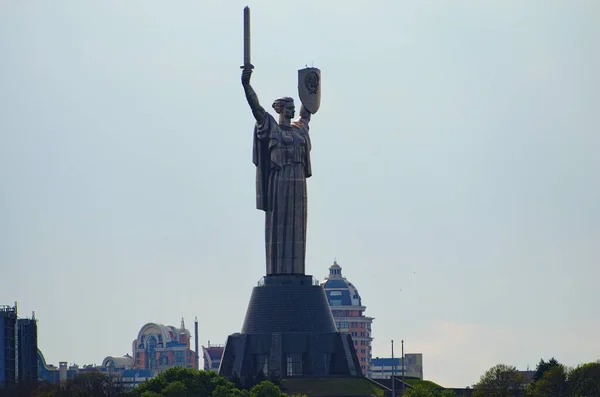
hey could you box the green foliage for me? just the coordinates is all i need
[533,358,560,383]
[280,377,385,397]
[140,392,162,397]
[472,364,525,397]
[212,384,251,397]
[566,361,600,397]
[403,386,436,397]
[404,379,443,389]
[526,364,567,397]
[162,380,187,397]
[250,380,288,397]
[130,369,286,397]
[438,390,457,397]
[133,367,235,397]
[402,386,456,397]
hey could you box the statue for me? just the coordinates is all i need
[240,7,321,276]
[219,9,361,381]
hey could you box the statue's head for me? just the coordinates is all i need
[272,97,295,120]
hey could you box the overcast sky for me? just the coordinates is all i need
[1,0,599,388]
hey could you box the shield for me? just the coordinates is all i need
[298,67,321,114]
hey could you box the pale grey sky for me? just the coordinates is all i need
[1,0,599,388]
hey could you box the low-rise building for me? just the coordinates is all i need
[371,354,423,380]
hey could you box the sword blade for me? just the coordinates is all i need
[242,6,253,69]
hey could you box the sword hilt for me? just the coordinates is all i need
[241,63,254,70]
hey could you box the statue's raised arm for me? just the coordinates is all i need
[242,69,266,125]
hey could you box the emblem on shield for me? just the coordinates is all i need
[298,67,321,114]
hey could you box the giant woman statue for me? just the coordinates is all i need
[241,67,319,275]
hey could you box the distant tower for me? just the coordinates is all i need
[322,261,374,377]
[0,304,18,388]
[17,315,38,383]
[179,317,190,349]
[194,317,199,370]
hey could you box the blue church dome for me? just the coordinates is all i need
[321,261,363,307]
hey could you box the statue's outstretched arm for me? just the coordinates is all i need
[242,69,266,124]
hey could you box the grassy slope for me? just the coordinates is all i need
[404,379,443,389]
[281,377,386,397]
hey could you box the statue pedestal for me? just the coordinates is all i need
[219,275,362,379]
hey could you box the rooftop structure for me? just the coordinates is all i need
[201,342,225,372]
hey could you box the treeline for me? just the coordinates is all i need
[0,367,303,397]
[469,358,600,397]
[1,357,598,397]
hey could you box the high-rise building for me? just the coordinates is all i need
[321,261,374,376]
[0,304,17,389]
[17,317,38,383]
[0,304,37,388]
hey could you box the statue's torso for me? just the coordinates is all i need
[278,126,308,167]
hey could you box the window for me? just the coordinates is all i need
[339,322,349,329]
[329,291,342,296]
[330,300,342,306]
[286,354,303,376]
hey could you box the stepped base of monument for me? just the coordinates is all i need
[219,274,362,379]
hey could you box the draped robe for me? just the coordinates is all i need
[252,113,312,275]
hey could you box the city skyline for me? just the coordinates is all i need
[1,0,599,388]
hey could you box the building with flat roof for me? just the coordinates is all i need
[0,305,17,389]
[1,304,38,388]
[371,354,423,380]
[201,342,225,372]
[17,318,38,383]
[321,261,374,376]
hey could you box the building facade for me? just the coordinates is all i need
[131,319,197,371]
[371,354,423,380]
[321,261,374,376]
[0,304,38,388]
[38,319,197,388]
[201,342,225,372]
[17,318,38,383]
[0,305,17,388]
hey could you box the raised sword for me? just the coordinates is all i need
[241,6,254,70]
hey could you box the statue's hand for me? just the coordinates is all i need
[241,69,252,85]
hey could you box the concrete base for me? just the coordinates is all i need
[219,275,362,379]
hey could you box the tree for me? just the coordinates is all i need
[567,361,600,397]
[133,368,236,397]
[162,381,187,397]
[402,386,436,397]
[438,391,458,397]
[250,380,288,397]
[402,386,457,397]
[472,364,525,397]
[533,358,560,383]
[140,392,162,397]
[526,364,567,397]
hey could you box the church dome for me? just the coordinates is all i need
[321,261,362,307]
